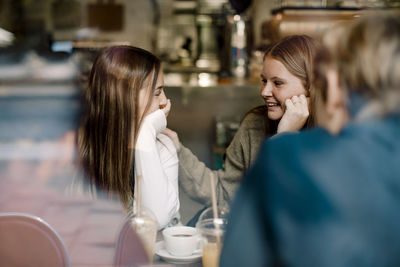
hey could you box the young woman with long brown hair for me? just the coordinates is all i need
[78,46,179,229]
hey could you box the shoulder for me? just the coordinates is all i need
[267,127,331,152]
[242,127,339,216]
[253,127,334,178]
[254,119,395,179]
[244,117,400,229]
[227,106,266,152]
[239,106,266,131]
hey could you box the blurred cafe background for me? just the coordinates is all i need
[1,0,400,228]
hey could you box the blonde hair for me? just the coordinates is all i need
[262,35,319,132]
[315,13,400,117]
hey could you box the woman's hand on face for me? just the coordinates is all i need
[161,99,171,118]
[277,94,309,133]
[162,128,181,150]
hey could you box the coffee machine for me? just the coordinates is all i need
[195,0,227,72]
[195,0,253,78]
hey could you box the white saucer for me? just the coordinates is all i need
[154,241,202,264]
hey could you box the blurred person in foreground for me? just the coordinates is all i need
[220,14,400,267]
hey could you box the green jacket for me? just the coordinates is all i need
[178,107,267,207]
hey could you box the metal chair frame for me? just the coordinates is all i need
[0,212,70,267]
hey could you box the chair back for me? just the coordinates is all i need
[0,212,70,267]
[114,218,150,267]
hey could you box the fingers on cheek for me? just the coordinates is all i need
[282,100,288,110]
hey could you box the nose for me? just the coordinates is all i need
[159,90,167,107]
[260,82,272,98]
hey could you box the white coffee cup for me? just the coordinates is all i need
[162,226,203,256]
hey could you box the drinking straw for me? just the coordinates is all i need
[209,172,221,245]
[137,174,142,217]
[209,172,218,220]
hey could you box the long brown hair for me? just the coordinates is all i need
[259,35,319,135]
[78,45,161,208]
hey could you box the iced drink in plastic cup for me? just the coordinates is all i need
[196,218,227,267]
[202,242,222,267]
[131,216,158,263]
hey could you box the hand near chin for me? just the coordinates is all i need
[277,94,309,133]
[162,128,181,150]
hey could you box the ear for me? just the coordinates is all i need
[325,69,344,116]
[325,69,349,134]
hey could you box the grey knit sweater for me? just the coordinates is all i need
[177,108,266,207]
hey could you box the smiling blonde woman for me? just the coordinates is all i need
[164,35,320,210]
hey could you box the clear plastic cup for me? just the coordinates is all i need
[198,206,229,222]
[196,217,228,267]
[130,209,158,263]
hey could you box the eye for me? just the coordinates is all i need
[154,89,162,96]
[261,78,267,84]
[274,81,283,86]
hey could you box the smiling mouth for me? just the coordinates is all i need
[266,102,280,107]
